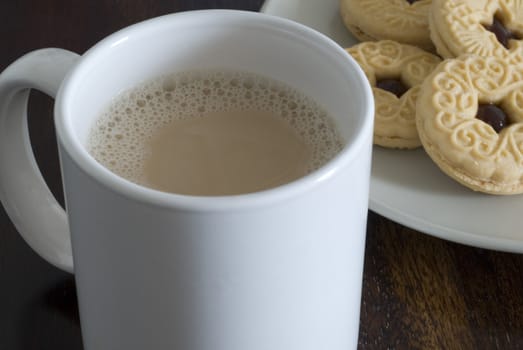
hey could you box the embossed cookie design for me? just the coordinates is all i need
[416,54,523,194]
[340,0,434,51]
[347,41,441,148]
[430,0,523,62]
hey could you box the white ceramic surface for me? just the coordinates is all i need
[0,10,373,350]
[262,0,523,253]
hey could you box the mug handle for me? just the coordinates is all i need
[0,48,79,274]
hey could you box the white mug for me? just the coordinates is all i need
[0,10,373,350]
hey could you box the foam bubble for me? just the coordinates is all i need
[87,70,344,186]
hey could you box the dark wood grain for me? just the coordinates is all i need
[362,212,523,349]
[1,1,523,349]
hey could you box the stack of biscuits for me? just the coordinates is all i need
[340,0,523,194]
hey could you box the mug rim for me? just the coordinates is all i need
[55,9,374,211]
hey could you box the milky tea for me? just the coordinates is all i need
[87,70,344,196]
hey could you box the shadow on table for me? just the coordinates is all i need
[18,276,83,350]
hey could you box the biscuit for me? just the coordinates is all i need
[429,0,523,63]
[416,54,523,194]
[347,40,441,148]
[340,0,434,51]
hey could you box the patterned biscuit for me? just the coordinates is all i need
[430,0,523,63]
[347,40,441,148]
[416,54,523,194]
[340,0,434,51]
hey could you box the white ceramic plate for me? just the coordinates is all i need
[261,0,523,253]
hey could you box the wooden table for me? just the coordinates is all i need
[1,1,522,349]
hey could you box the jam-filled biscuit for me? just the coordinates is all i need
[417,54,523,194]
[340,0,434,51]
[430,0,523,63]
[347,40,441,148]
